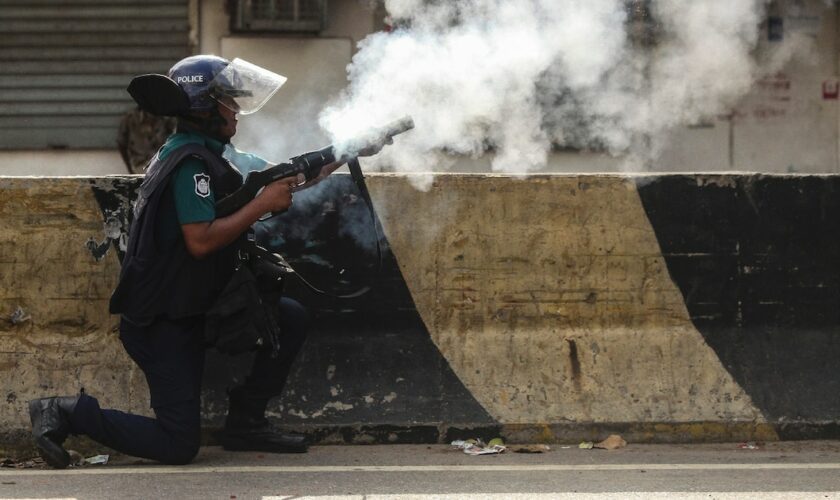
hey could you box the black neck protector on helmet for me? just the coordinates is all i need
[127,74,232,143]
[176,107,231,144]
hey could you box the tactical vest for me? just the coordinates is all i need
[109,142,244,325]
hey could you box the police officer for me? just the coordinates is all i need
[28,55,338,468]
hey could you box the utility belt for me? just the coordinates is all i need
[204,236,291,357]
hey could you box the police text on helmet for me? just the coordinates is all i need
[177,75,204,84]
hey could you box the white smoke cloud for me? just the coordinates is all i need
[320,0,816,181]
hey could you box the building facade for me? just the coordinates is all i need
[0,0,837,175]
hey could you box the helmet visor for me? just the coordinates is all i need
[209,58,287,115]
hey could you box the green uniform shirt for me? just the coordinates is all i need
[155,132,227,246]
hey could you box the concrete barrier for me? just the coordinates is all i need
[1,173,838,455]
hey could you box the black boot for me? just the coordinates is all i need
[221,388,307,453]
[28,395,80,469]
[221,414,308,453]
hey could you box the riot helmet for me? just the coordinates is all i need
[167,55,287,116]
[127,55,287,118]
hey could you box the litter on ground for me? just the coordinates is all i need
[451,438,506,455]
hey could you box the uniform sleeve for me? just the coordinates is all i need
[171,159,216,225]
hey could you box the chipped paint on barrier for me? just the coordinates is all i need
[86,215,127,262]
[9,306,31,325]
[289,401,356,419]
[695,175,739,189]
[88,178,137,262]
[324,401,354,412]
[287,409,309,419]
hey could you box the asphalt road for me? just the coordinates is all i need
[2,441,840,499]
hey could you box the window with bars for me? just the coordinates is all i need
[231,0,327,33]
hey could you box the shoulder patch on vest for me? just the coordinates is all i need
[194,173,211,198]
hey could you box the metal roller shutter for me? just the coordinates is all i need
[0,0,190,149]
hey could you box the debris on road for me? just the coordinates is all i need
[1,452,111,468]
[451,438,506,455]
[0,456,44,469]
[579,434,627,450]
[595,434,627,450]
[738,441,762,450]
[84,454,109,465]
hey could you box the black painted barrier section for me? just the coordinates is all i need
[636,174,840,436]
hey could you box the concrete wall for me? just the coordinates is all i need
[2,173,839,454]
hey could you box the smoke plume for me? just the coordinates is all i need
[320,0,814,181]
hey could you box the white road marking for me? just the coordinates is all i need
[1,496,838,500]
[1,495,837,500]
[2,462,840,476]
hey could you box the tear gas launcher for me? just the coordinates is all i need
[215,116,415,217]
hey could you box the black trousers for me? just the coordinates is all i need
[68,298,308,465]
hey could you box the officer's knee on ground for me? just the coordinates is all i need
[162,439,200,465]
